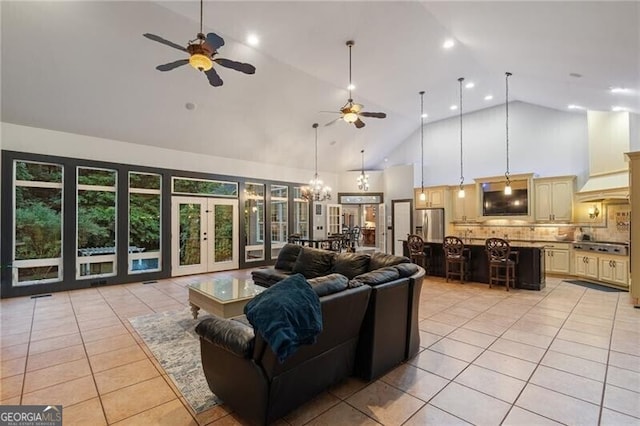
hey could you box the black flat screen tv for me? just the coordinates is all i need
[482,189,528,216]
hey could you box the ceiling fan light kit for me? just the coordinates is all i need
[504,72,513,195]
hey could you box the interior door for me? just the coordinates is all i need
[392,200,412,256]
[377,203,386,252]
[171,196,238,276]
[326,204,343,235]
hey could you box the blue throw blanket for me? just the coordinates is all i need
[244,274,322,363]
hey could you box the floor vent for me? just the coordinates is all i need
[91,280,107,287]
[30,294,52,299]
[143,280,158,285]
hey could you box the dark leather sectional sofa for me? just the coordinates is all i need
[195,244,425,425]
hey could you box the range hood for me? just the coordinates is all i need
[576,111,630,203]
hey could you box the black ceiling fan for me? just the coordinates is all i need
[143,0,255,87]
[325,41,386,129]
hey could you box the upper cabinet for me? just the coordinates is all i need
[450,184,478,222]
[414,186,447,209]
[534,176,575,222]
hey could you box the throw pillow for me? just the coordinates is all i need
[332,252,371,279]
[349,267,400,287]
[274,243,303,271]
[307,273,349,297]
[369,252,411,271]
[292,247,335,279]
[394,262,419,278]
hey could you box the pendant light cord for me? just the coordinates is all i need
[313,123,319,178]
[361,149,365,174]
[505,72,512,182]
[199,0,203,35]
[347,41,354,101]
[419,91,425,192]
[458,77,464,188]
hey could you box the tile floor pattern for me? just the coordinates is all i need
[1,272,639,425]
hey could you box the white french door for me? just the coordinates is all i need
[376,203,386,253]
[171,196,238,276]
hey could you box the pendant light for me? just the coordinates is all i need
[301,123,332,201]
[504,72,513,195]
[357,149,369,191]
[419,91,426,201]
[458,77,465,198]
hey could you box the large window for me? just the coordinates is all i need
[293,187,309,239]
[77,167,117,278]
[270,185,288,258]
[244,183,265,262]
[129,172,161,273]
[172,177,238,197]
[13,161,63,286]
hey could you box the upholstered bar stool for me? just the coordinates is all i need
[485,238,518,291]
[443,236,467,283]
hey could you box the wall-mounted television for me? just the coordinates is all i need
[481,180,529,216]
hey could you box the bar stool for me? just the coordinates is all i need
[407,234,427,270]
[485,238,518,291]
[443,236,467,283]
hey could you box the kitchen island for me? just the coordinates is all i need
[404,241,545,290]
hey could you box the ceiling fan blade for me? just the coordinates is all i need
[205,32,225,51]
[143,33,187,52]
[354,118,366,129]
[324,117,342,127]
[359,112,387,119]
[204,68,223,87]
[214,58,256,74]
[156,59,189,72]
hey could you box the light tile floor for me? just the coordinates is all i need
[1,272,639,425]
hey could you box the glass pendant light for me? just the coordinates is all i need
[458,77,466,199]
[419,91,426,201]
[504,72,513,195]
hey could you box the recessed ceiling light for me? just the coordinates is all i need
[484,95,493,101]
[384,158,389,162]
[610,87,631,94]
[443,39,455,49]
[246,34,259,46]
[465,82,475,89]
[567,104,585,110]
[612,106,628,112]
[347,84,356,91]
[421,113,428,118]
[450,105,458,110]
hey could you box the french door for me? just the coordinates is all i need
[171,196,238,276]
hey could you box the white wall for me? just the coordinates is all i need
[1,122,338,186]
[384,101,590,189]
[630,113,640,152]
[382,164,414,252]
[337,170,384,193]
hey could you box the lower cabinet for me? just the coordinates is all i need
[575,255,599,280]
[544,244,570,274]
[598,257,629,287]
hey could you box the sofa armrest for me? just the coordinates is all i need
[195,316,255,358]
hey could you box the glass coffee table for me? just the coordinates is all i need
[188,277,265,319]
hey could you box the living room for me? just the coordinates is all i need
[1,1,639,425]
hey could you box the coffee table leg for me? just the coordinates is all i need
[190,303,200,319]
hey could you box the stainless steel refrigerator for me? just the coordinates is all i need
[413,208,445,243]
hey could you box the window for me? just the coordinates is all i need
[77,167,117,278]
[13,161,63,286]
[270,185,288,258]
[244,183,265,261]
[128,172,162,273]
[172,177,237,197]
[293,187,309,239]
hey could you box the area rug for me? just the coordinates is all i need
[564,279,624,293]
[129,309,221,413]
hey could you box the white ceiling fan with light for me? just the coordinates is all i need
[324,41,387,129]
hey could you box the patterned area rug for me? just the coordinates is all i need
[129,309,221,413]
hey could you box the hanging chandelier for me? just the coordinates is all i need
[419,91,426,201]
[504,72,513,195]
[458,77,465,199]
[357,149,369,191]
[301,123,332,202]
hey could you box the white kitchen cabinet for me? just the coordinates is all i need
[534,176,575,222]
[575,254,599,280]
[598,256,629,287]
[415,186,447,209]
[544,243,570,274]
[451,184,478,222]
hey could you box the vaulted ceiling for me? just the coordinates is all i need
[2,1,638,173]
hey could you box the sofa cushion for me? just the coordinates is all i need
[244,273,322,363]
[292,247,335,279]
[369,252,411,271]
[394,263,419,278]
[332,252,371,279]
[307,273,349,297]
[274,243,303,271]
[251,268,292,287]
[350,267,401,287]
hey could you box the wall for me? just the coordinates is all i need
[382,164,414,252]
[384,101,590,189]
[337,170,384,193]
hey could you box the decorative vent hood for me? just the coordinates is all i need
[576,111,630,203]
